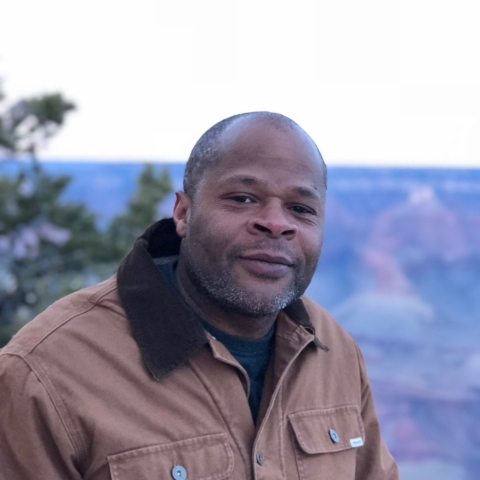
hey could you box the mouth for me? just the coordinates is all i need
[238,252,294,278]
[240,252,293,266]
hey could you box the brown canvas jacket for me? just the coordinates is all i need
[0,219,399,480]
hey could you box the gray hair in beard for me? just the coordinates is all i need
[183,242,310,318]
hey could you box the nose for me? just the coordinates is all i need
[247,201,298,239]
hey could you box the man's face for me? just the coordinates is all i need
[176,119,326,318]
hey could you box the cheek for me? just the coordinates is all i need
[187,213,232,258]
[299,232,323,265]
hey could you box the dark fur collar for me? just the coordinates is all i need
[117,218,323,380]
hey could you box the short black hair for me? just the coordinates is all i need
[183,111,327,198]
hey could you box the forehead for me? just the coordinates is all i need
[206,118,325,189]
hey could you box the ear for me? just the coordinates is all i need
[173,191,191,238]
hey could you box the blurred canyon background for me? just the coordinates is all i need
[1,158,479,479]
[1,1,480,477]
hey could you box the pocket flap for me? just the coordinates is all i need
[288,405,365,454]
[107,433,233,480]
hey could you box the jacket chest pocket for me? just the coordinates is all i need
[107,433,234,480]
[288,405,365,480]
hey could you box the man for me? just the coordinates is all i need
[0,112,399,479]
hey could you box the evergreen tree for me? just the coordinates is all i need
[0,81,102,339]
[0,81,75,157]
[0,82,173,346]
[105,164,173,261]
[0,168,106,327]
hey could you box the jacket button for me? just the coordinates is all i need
[329,429,340,443]
[171,465,187,480]
[256,452,264,466]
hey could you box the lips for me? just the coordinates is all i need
[240,252,293,266]
[238,252,294,277]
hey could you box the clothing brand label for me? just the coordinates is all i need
[350,437,364,448]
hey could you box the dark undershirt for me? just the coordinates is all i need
[156,257,274,424]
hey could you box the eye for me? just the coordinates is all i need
[290,205,315,215]
[231,195,253,204]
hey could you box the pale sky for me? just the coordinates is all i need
[1,0,479,167]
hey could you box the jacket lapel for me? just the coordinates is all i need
[117,218,208,380]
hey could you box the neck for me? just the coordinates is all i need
[175,260,277,340]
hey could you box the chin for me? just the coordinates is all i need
[217,285,301,318]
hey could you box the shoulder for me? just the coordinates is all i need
[0,275,133,458]
[301,295,361,356]
[0,275,126,361]
[301,295,356,343]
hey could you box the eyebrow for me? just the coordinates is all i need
[223,175,261,186]
[291,186,320,199]
[222,175,322,200]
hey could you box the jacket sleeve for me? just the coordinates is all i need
[0,353,82,480]
[354,344,400,480]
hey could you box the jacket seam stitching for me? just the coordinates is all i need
[188,358,252,480]
[354,343,370,409]
[26,287,118,355]
[87,280,118,304]
[288,424,304,479]
[279,382,287,480]
[6,353,82,466]
[107,433,235,480]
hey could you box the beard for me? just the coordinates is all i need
[181,239,314,318]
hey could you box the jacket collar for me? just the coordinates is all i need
[117,218,325,380]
